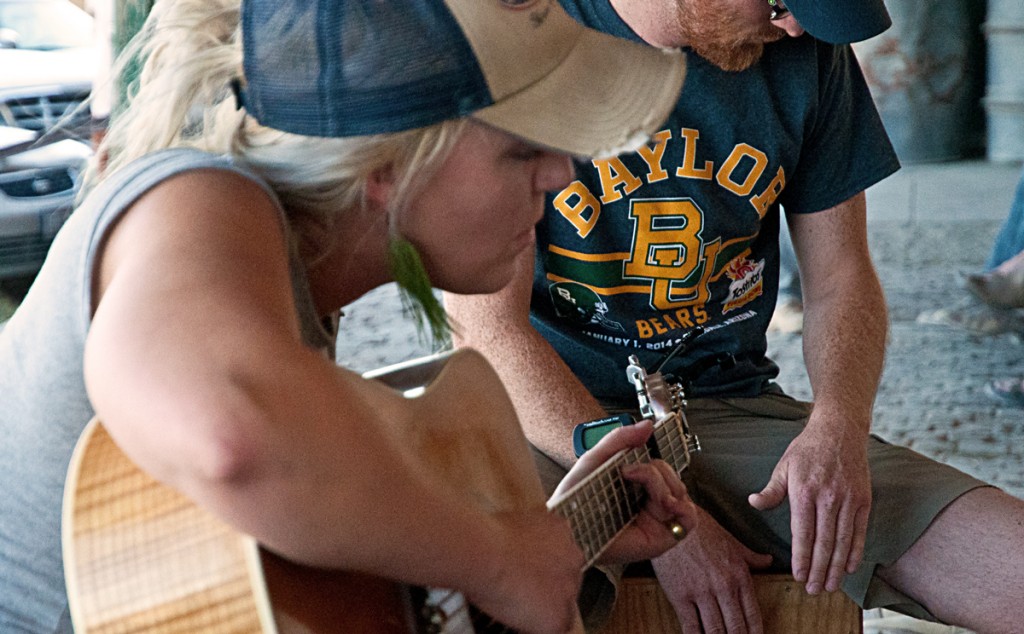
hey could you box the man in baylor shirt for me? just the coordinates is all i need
[447,0,1024,632]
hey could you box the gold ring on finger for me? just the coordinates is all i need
[667,520,687,541]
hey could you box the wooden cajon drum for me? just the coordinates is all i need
[599,573,863,634]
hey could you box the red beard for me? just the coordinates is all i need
[675,0,787,72]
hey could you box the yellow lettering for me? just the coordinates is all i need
[636,308,711,340]
[651,317,668,335]
[625,200,703,280]
[750,166,786,218]
[675,128,713,180]
[649,242,721,310]
[637,320,654,339]
[716,144,768,196]
[594,157,642,204]
[674,308,694,328]
[637,130,672,184]
[552,181,602,238]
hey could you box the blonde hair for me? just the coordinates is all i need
[89,0,463,339]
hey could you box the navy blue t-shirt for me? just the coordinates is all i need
[530,0,900,406]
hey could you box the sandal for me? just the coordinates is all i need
[984,377,1024,408]
[916,298,1024,336]
[963,269,1024,309]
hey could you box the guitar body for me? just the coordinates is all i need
[63,349,549,634]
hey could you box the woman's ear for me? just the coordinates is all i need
[365,166,394,209]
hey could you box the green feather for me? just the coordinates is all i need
[388,237,451,347]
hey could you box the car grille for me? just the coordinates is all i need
[0,90,91,138]
[0,233,54,273]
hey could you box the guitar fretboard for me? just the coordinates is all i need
[653,412,692,476]
[462,411,696,633]
[548,411,692,565]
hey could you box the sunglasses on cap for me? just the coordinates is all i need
[768,0,789,21]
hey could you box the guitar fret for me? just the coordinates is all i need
[576,492,591,560]
[585,487,604,561]
[653,413,692,475]
[601,469,619,545]
[594,473,610,551]
[581,484,602,561]
[598,470,614,543]
[662,437,682,461]
[592,479,607,556]
[598,469,621,548]
[566,498,586,550]
[551,420,697,569]
[612,470,629,532]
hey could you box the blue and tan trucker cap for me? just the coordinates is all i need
[239,0,686,158]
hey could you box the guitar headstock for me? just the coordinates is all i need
[625,355,700,475]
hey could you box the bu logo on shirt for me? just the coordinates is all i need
[545,126,784,332]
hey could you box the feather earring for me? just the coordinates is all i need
[388,236,451,347]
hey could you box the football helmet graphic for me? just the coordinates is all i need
[549,282,625,331]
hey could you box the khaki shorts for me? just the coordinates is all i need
[534,390,990,624]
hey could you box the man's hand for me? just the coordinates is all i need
[748,415,871,594]
[653,508,772,634]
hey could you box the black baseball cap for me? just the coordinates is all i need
[783,0,892,44]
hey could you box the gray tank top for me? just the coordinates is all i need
[0,148,333,632]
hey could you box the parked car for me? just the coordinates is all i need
[0,0,95,137]
[0,0,95,280]
[0,126,91,278]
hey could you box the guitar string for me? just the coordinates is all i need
[497,418,687,629]
[574,445,648,562]
[658,430,684,472]
[653,415,689,474]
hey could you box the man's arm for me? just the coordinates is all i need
[445,246,607,469]
[749,192,885,594]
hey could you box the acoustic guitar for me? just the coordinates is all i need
[62,348,697,633]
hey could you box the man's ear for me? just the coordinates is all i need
[366,166,395,209]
